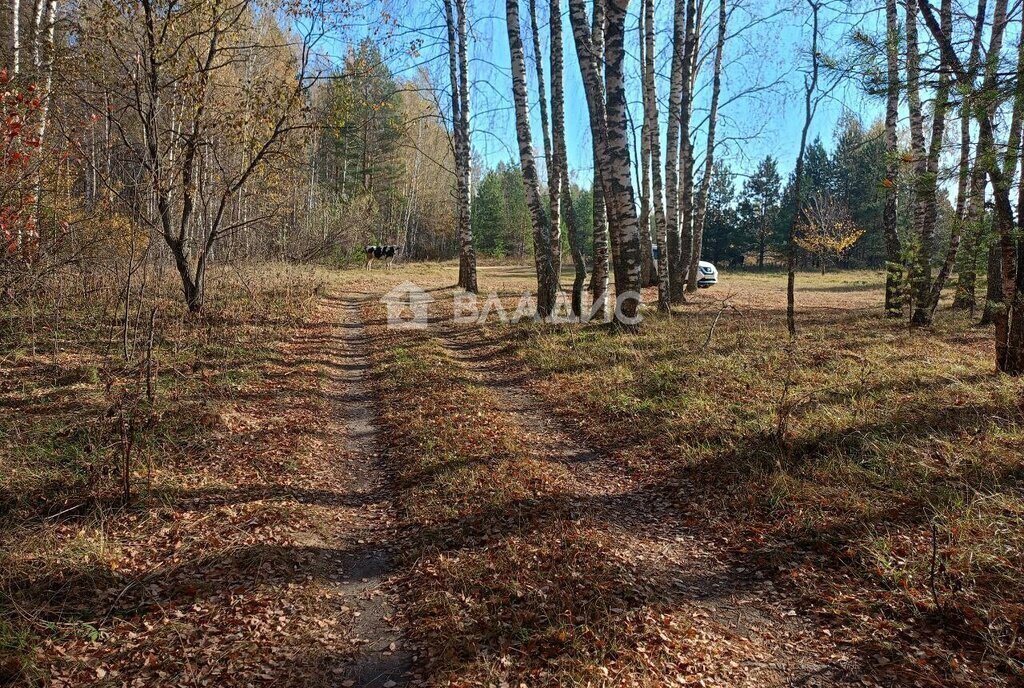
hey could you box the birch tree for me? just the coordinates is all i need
[881,0,903,317]
[456,0,478,292]
[569,0,617,294]
[12,0,21,76]
[32,0,57,146]
[637,1,653,288]
[528,0,562,285]
[506,0,557,316]
[551,0,587,317]
[686,0,727,293]
[599,0,643,318]
[588,0,610,309]
[671,0,699,302]
[663,0,686,302]
[914,0,1010,327]
[567,0,643,321]
[445,0,478,293]
[642,0,670,310]
[667,0,700,303]
[907,0,951,327]
[915,0,1023,373]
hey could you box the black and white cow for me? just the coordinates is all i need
[364,244,399,270]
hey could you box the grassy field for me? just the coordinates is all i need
[2,260,1021,686]
[360,261,1022,686]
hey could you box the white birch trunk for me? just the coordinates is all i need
[506,0,556,315]
[642,0,670,310]
[602,0,643,318]
[686,0,726,293]
[882,0,904,317]
[456,0,477,291]
[12,0,21,75]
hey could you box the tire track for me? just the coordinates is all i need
[321,294,414,688]
[436,322,857,687]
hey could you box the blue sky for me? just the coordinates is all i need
[367,0,889,186]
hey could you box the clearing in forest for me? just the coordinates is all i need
[2,262,1022,688]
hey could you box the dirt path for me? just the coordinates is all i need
[320,294,414,688]
[440,324,859,687]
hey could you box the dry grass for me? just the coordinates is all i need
[366,299,725,686]
[5,257,1021,686]
[0,263,349,685]
[357,261,1023,686]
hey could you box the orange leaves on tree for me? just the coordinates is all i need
[0,75,43,259]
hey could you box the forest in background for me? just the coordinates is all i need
[0,0,1019,333]
[0,3,458,316]
[2,0,1021,366]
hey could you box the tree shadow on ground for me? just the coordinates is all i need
[411,313,1024,686]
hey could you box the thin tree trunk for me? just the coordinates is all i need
[905,0,928,320]
[636,157,656,286]
[677,0,703,298]
[637,2,652,288]
[910,0,952,326]
[529,0,553,169]
[34,7,51,87]
[663,0,685,305]
[562,195,587,316]
[952,0,990,313]
[980,241,1004,325]
[953,167,987,310]
[600,3,627,298]
[30,0,41,67]
[531,0,562,291]
[10,0,23,249]
[507,0,556,316]
[30,0,57,245]
[882,0,904,317]
[550,0,585,317]
[444,0,464,280]
[672,0,698,302]
[12,0,21,75]
[569,0,610,308]
[456,0,478,291]
[686,0,726,293]
[787,0,820,338]
[643,0,670,310]
[591,164,609,304]
[954,0,988,217]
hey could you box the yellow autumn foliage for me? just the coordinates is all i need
[67,208,149,259]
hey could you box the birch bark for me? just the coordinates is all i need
[506,0,557,315]
[686,0,726,293]
[642,0,670,310]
